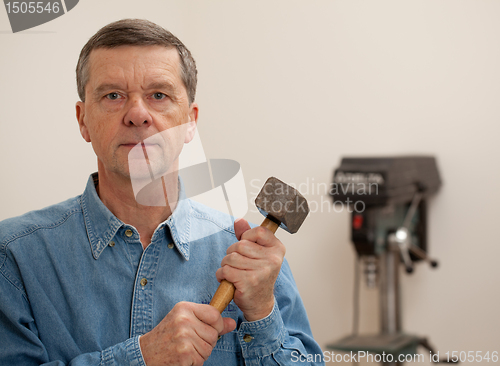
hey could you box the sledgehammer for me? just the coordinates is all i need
[209,177,310,313]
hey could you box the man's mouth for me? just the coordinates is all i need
[121,142,157,148]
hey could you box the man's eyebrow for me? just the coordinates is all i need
[146,81,177,94]
[92,83,124,99]
[91,82,178,99]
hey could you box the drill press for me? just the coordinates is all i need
[327,156,447,365]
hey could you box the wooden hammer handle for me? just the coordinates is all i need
[209,218,280,313]
[260,217,280,233]
[210,280,236,313]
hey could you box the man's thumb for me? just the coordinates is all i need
[220,317,237,335]
[234,218,251,240]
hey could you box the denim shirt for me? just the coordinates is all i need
[0,173,324,366]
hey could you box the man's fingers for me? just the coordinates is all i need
[221,317,237,335]
[191,318,236,361]
[220,252,261,270]
[234,218,251,241]
[226,240,265,259]
[240,226,278,247]
[192,324,219,351]
[215,264,239,284]
[191,336,215,363]
[192,304,225,334]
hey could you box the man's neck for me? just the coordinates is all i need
[96,169,179,249]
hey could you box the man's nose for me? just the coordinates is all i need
[123,97,152,127]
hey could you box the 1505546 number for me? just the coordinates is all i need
[445,351,498,363]
[5,2,60,14]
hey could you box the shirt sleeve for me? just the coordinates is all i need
[237,259,325,366]
[0,263,146,366]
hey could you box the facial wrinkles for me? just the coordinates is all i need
[83,47,193,179]
[91,54,187,122]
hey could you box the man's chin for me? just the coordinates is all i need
[127,160,172,192]
[128,161,170,180]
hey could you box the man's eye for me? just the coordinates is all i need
[152,92,167,100]
[106,92,120,100]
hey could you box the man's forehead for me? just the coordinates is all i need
[87,45,181,83]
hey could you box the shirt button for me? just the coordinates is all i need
[167,243,174,249]
[109,241,115,247]
[243,334,253,343]
[125,229,133,237]
[140,278,148,287]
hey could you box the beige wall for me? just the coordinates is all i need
[1,1,499,364]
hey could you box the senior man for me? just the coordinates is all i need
[0,19,324,366]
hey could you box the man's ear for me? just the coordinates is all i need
[76,101,91,143]
[184,102,199,144]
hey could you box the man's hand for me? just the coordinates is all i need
[140,302,236,366]
[215,218,286,321]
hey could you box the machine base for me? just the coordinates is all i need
[326,333,420,356]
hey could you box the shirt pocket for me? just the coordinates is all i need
[214,303,240,353]
[214,328,240,352]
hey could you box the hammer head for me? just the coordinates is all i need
[255,177,309,234]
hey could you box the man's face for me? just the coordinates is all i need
[76,45,198,181]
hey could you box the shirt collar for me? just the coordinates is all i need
[80,173,193,261]
[165,179,192,261]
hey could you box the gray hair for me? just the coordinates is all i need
[76,19,197,104]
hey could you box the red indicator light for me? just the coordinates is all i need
[353,215,363,230]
